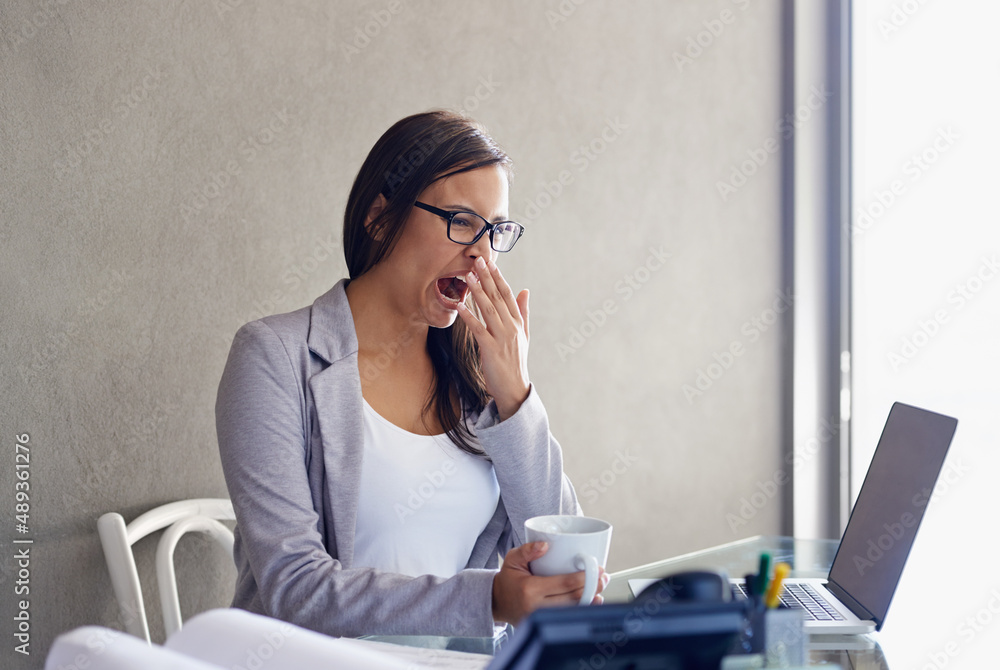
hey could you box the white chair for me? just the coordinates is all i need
[97,498,235,644]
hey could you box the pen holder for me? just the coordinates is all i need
[736,606,806,668]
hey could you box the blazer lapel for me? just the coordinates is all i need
[306,280,364,568]
[309,358,363,568]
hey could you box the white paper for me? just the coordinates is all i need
[338,638,492,670]
[165,609,414,669]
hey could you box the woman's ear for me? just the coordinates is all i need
[364,193,388,240]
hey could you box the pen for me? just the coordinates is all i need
[756,552,772,597]
[744,573,757,603]
[765,562,790,609]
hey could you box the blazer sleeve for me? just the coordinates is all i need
[216,320,498,638]
[474,386,581,551]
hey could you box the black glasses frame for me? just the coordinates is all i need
[413,201,525,253]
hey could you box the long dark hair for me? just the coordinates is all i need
[343,111,512,455]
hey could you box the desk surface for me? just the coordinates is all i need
[606,535,888,668]
[371,534,995,668]
[369,536,880,667]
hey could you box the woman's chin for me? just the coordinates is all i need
[430,308,459,329]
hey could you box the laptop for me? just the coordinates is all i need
[629,402,958,635]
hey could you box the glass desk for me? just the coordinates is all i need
[366,533,998,668]
[370,535,958,668]
[605,535,888,668]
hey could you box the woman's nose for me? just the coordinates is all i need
[467,231,496,264]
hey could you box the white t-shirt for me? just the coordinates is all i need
[354,399,501,578]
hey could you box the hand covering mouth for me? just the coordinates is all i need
[437,275,469,303]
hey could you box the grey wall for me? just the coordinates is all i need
[0,0,788,662]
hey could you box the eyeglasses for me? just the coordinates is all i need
[413,201,525,253]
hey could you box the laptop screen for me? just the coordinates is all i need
[827,402,957,629]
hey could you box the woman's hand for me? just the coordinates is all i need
[457,256,530,421]
[492,542,608,625]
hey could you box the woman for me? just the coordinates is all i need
[216,110,602,638]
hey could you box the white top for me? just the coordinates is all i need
[354,399,501,578]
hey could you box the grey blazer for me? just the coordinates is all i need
[216,280,579,638]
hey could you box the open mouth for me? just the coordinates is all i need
[436,275,469,305]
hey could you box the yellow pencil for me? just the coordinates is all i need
[765,562,790,609]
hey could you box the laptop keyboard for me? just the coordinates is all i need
[735,583,846,621]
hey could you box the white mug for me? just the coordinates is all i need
[524,515,612,606]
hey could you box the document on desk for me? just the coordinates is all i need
[164,609,492,670]
[338,638,492,669]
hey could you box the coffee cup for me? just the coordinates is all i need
[524,515,612,606]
